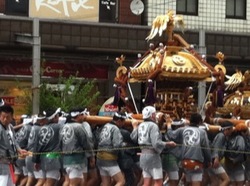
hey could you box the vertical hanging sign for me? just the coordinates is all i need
[99,0,117,23]
[5,0,29,16]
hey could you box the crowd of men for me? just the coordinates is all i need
[0,103,250,186]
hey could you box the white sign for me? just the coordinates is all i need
[30,0,99,21]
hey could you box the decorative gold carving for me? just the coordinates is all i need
[172,55,186,66]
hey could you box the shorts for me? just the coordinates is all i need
[98,165,121,177]
[224,159,245,182]
[184,169,203,182]
[65,167,84,179]
[27,171,35,177]
[34,169,60,180]
[25,156,34,173]
[14,165,28,176]
[34,170,45,179]
[45,170,60,180]
[25,156,35,177]
[227,169,245,182]
[142,167,163,180]
[207,164,226,175]
[167,171,179,180]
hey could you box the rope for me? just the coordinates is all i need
[5,143,250,160]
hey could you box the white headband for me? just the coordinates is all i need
[171,119,185,126]
[70,111,80,117]
[80,108,90,116]
[46,108,61,120]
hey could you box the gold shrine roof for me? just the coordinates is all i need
[129,45,212,82]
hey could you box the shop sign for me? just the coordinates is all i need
[29,0,99,21]
[2,97,15,106]
[5,0,29,16]
[99,0,117,23]
[0,61,108,79]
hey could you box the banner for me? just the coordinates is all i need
[29,0,99,21]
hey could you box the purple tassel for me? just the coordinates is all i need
[144,79,156,105]
[216,87,224,107]
[112,85,120,106]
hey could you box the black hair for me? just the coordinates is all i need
[44,108,56,118]
[65,114,74,123]
[189,113,203,126]
[70,107,83,112]
[0,105,14,115]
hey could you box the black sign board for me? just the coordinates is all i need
[5,0,29,16]
[99,0,117,23]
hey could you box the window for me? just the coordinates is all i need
[176,0,198,15]
[226,0,246,19]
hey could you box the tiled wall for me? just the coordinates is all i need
[0,17,151,54]
[146,0,176,24]
[145,0,250,34]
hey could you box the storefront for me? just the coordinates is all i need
[0,59,109,119]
